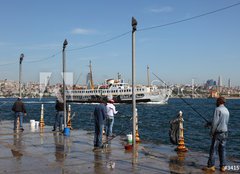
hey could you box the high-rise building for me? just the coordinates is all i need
[228,78,231,88]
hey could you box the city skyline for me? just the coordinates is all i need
[0,1,240,86]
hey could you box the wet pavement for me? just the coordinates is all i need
[0,121,238,174]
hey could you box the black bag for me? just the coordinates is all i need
[169,117,180,145]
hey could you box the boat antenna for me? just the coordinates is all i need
[152,72,210,124]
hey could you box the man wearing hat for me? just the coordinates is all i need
[203,97,230,172]
[106,99,118,137]
[12,97,27,131]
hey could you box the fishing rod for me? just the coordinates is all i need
[152,73,210,124]
[102,114,133,145]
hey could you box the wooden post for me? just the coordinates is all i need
[39,104,45,128]
[175,111,188,152]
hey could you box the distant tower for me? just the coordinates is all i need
[228,78,231,89]
[147,65,150,87]
[218,75,223,92]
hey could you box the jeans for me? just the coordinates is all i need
[54,111,64,131]
[14,112,23,130]
[208,132,227,167]
[94,122,104,147]
[106,117,114,136]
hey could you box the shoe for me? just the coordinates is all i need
[202,166,215,172]
[20,128,24,131]
[52,129,56,131]
[220,166,226,172]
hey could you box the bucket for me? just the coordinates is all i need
[127,134,132,143]
[30,120,35,127]
[64,127,70,136]
[35,121,39,128]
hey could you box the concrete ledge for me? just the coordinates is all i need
[0,121,238,174]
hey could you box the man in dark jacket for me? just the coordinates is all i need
[12,97,27,131]
[52,99,64,132]
[93,99,107,149]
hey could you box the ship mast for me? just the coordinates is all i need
[89,60,94,90]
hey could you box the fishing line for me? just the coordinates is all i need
[152,73,210,124]
[102,114,133,145]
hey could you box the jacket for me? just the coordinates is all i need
[211,104,229,135]
[12,100,26,113]
[94,103,107,125]
[55,100,64,111]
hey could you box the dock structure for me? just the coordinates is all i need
[0,121,238,174]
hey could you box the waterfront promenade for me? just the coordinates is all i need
[0,121,238,174]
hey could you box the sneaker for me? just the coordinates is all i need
[202,166,215,172]
[52,129,56,131]
[220,166,226,172]
[20,128,24,131]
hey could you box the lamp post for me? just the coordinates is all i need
[62,39,68,129]
[132,17,137,164]
[19,53,24,98]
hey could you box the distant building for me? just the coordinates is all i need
[228,78,231,88]
[205,79,216,88]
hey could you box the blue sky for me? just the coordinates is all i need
[0,0,240,86]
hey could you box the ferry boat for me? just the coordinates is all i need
[66,61,171,104]
[66,78,171,104]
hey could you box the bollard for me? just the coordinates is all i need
[135,108,140,142]
[175,111,188,152]
[67,105,73,130]
[39,104,45,128]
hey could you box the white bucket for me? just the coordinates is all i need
[127,134,132,143]
[30,120,35,127]
[35,121,39,128]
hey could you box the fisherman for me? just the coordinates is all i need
[93,98,107,149]
[203,97,229,172]
[52,99,64,132]
[106,99,118,137]
[12,97,27,131]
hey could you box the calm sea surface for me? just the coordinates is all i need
[0,98,239,161]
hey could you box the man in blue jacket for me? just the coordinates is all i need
[203,97,229,172]
[93,98,107,149]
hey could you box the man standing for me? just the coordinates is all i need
[93,99,107,149]
[12,97,27,131]
[52,99,64,132]
[106,99,118,137]
[203,97,230,172]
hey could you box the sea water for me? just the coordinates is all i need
[0,97,239,161]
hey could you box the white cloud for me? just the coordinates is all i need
[71,28,96,35]
[149,6,174,13]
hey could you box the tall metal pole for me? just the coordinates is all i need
[62,39,68,129]
[132,17,137,164]
[19,53,24,98]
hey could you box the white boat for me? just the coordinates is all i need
[66,78,171,104]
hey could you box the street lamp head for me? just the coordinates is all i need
[63,39,68,50]
[132,17,137,32]
[20,53,24,64]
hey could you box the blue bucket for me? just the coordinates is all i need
[64,127,70,136]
